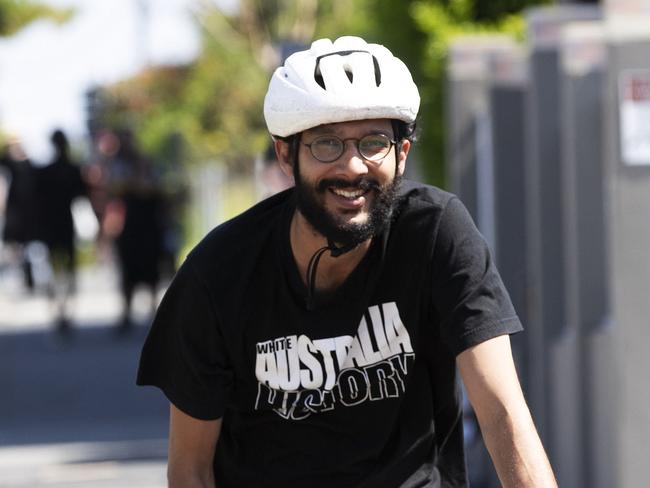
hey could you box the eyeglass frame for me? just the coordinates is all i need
[301,133,399,163]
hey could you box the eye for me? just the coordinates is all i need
[309,136,344,162]
[312,136,341,149]
[360,135,390,151]
[359,134,392,161]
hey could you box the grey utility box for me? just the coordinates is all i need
[523,7,602,473]
[603,12,650,487]
[446,35,518,241]
[559,22,614,488]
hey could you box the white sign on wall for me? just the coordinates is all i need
[606,0,650,17]
[619,69,650,166]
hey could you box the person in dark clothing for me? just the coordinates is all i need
[109,130,165,333]
[0,138,38,291]
[35,129,89,333]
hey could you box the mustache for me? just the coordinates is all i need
[317,177,381,193]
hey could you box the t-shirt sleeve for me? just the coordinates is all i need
[136,256,233,420]
[430,197,522,356]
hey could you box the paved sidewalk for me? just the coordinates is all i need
[0,261,158,332]
[0,261,170,487]
[0,440,167,488]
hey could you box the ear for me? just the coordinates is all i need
[274,139,294,179]
[396,139,410,177]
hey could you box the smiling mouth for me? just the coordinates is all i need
[330,187,368,199]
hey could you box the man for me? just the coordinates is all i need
[137,36,557,487]
[35,129,89,333]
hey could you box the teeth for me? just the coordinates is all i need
[332,188,364,198]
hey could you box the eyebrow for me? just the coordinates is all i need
[308,126,393,137]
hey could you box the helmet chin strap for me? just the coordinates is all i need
[305,238,358,311]
[327,238,357,257]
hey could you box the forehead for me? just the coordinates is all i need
[304,119,393,138]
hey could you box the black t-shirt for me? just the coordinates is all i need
[137,180,522,487]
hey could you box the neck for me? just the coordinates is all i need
[289,210,371,292]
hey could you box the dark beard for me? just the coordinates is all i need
[293,163,402,249]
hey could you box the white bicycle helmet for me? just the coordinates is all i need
[264,36,420,138]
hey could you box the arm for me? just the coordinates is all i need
[457,335,557,488]
[168,403,222,488]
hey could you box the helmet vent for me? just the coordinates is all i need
[313,49,374,91]
[314,67,325,89]
[372,56,381,86]
[344,65,354,83]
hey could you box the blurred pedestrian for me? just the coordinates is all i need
[108,129,166,334]
[0,137,38,291]
[35,129,90,334]
[254,141,293,200]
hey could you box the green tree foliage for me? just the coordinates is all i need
[0,0,72,37]
[180,13,270,171]
[97,0,369,173]
[356,0,548,186]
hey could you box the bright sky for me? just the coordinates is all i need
[0,0,236,163]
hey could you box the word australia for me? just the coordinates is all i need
[254,302,415,419]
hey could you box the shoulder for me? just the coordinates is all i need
[383,180,461,263]
[395,179,460,218]
[389,180,480,264]
[393,179,461,232]
[398,179,455,208]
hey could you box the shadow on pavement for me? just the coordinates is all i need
[0,320,168,449]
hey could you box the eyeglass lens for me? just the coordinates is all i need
[309,134,393,162]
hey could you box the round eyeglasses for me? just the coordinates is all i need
[303,133,397,163]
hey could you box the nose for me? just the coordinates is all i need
[336,140,369,176]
